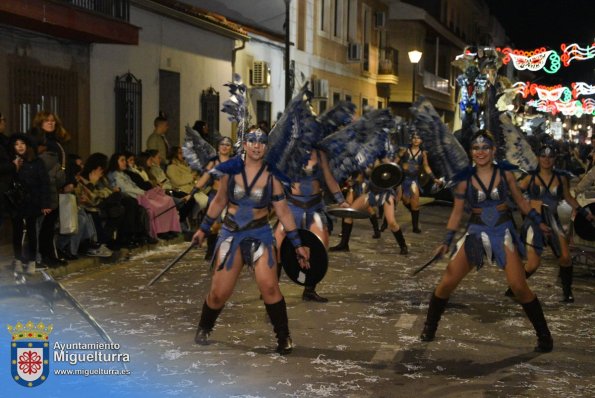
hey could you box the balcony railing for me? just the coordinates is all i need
[60,0,130,21]
[423,71,450,95]
[378,47,399,76]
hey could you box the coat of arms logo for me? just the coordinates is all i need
[7,321,53,387]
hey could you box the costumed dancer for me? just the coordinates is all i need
[192,127,310,355]
[188,132,233,259]
[399,130,441,233]
[271,93,354,302]
[323,109,407,254]
[414,99,553,352]
[510,142,594,302]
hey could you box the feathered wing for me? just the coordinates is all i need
[182,125,217,172]
[410,97,468,182]
[318,108,394,183]
[315,101,356,138]
[499,113,537,172]
[221,73,250,151]
[265,84,321,184]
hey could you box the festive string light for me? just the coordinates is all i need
[498,47,560,73]
[514,81,595,101]
[497,42,595,73]
[560,42,595,66]
[572,82,595,98]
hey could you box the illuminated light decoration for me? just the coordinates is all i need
[583,98,595,114]
[560,42,595,66]
[513,82,530,97]
[534,85,572,102]
[524,98,595,116]
[497,47,561,73]
[557,100,583,116]
[572,82,595,99]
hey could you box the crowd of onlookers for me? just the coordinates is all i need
[0,112,213,275]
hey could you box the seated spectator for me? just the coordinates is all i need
[107,153,180,240]
[57,154,112,259]
[75,153,144,250]
[166,146,199,229]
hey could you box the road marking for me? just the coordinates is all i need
[395,314,417,329]
[371,344,400,362]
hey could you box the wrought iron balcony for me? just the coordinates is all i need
[59,0,130,21]
[423,71,450,95]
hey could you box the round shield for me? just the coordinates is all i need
[419,172,432,188]
[370,163,403,189]
[326,207,369,219]
[574,203,595,242]
[280,229,328,286]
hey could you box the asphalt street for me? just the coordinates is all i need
[1,201,594,397]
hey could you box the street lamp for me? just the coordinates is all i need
[408,50,423,103]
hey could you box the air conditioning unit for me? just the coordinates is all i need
[374,11,386,29]
[312,79,329,99]
[251,60,270,86]
[347,43,362,62]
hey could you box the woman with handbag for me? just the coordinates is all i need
[30,111,74,267]
[7,134,51,274]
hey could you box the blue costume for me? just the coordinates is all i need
[451,163,525,269]
[286,158,330,230]
[522,170,565,256]
[209,156,277,271]
[401,147,424,198]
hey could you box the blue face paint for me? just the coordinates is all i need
[245,129,268,145]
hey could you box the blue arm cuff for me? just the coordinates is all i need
[285,229,303,248]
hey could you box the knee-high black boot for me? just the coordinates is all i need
[265,297,293,355]
[204,234,217,260]
[195,301,223,345]
[505,270,535,297]
[330,221,352,252]
[521,296,553,352]
[420,293,449,341]
[392,229,408,255]
[559,265,574,303]
[303,285,328,302]
[369,216,381,239]
[412,210,421,233]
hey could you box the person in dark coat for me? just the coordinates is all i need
[7,133,51,274]
[0,112,14,227]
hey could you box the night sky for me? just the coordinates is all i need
[485,0,595,85]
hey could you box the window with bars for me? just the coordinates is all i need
[201,87,220,135]
[115,72,142,154]
[8,59,78,138]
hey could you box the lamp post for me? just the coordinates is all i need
[408,50,423,104]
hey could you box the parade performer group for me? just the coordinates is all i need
[175,62,588,355]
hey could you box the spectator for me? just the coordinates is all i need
[30,111,74,267]
[192,120,221,147]
[0,112,13,229]
[75,153,139,250]
[57,154,112,259]
[166,146,199,232]
[7,133,51,274]
[107,153,180,240]
[146,114,169,168]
